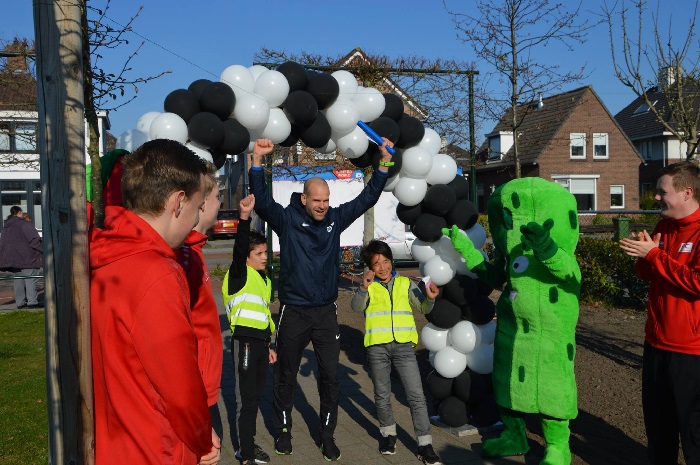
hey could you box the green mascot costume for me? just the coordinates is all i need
[443,177,580,465]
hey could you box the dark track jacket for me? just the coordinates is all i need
[249,167,388,306]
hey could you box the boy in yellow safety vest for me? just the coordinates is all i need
[350,240,442,465]
[222,194,277,465]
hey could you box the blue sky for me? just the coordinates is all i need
[2,0,696,141]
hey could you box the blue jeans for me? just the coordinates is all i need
[14,268,40,306]
[367,341,432,446]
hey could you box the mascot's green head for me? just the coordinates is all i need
[487,177,579,255]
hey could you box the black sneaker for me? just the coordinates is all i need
[235,445,270,464]
[320,436,341,461]
[417,444,442,465]
[275,429,292,455]
[379,435,397,455]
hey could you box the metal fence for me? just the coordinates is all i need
[577,210,661,239]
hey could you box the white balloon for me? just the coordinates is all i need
[419,127,442,155]
[220,64,255,99]
[454,256,478,279]
[254,70,290,107]
[426,153,458,185]
[434,346,468,379]
[354,86,385,123]
[332,70,358,101]
[317,138,337,154]
[136,111,161,134]
[466,343,494,374]
[448,321,482,354]
[149,112,188,144]
[428,350,437,368]
[436,235,463,263]
[324,100,360,136]
[261,108,292,144]
[421,323,450,352]
[424,254,457,286]
[336,126,369,159]
[402,146,433,178]
[233,93,271,130]
[248,64,269,81]
[116,128,149,151]
[466,223,487,249]
[478,320,497,345]
[393,177,428,206]
[411,238,438,263]
[185,141,214,164]
[383,173,401,192]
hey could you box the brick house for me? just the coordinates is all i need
[474,85,642,213]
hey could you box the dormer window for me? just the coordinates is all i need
[633,100,658,115]
[488,136,501,160]
[487,131,513,161]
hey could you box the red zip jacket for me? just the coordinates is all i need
[90,207,212,464]
[177,230,224,406]
[636,207,700,354]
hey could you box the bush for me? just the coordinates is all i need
[576,237,649,310]
[477,214,490,237]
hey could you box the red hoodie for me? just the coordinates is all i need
[176,230,224,406]
[90,206,212,464]
[636,207,700,354]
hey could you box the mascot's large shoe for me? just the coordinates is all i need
[540,418,571,465]
[481,412,530,458]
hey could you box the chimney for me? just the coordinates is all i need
[4,39,29,73]
[658,65,678,90]
[537,93,544,110]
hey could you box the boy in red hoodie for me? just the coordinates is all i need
[90,139,219,465]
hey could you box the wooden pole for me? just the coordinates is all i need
[33,1,93,464]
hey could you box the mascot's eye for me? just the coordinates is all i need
[511,256,529,274]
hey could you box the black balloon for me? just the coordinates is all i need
[188,112,225,148]
[371,147,403,177]
[452,369,472,403]
[438,396,469,427]
[396,202,423,226]
[381,93,404,121]
[426,370,453,401]
[428,298,462,329]
[422,184,457,217]
[219,119,250,155]
[412,213,446,242]
[283,91,318,127]
[460,370,489,404]
[445,199,479,231]
[443,275,478,308]
[396,115,425,148]
[447,175,470,200]
[470,395,500,427]
[164,88,200,123]
[349,151,373,168]
[369,116,401,144]
[300,112,331,149]
[188,79,213,100]
[470,294,497,325]
[306,73,339,110]
[199,82,235,120]
[209,148,228,170]
[279,124,301,147]
[277,61,308,92]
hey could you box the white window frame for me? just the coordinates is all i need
[570,133,586,159]
[488,136,501,161]
[551,174,599,211]
[610,184,625,209]
[593,133,609,159]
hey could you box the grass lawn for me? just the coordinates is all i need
[0,311,48,465]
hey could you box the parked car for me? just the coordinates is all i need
[388,225,416,265]
[210,209,239,238]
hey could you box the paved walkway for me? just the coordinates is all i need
[0,239,523,465]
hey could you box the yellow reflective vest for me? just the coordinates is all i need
[223,266,275,333]
[364,276,418,347]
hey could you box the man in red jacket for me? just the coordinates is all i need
[620,161,700,465]
[90,139,219,465]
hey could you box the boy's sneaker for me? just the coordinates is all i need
[235,445,270,464]
[275,429,292,455]
[379,435,397,455]
[320,436,341,461]
[417,444,442,465]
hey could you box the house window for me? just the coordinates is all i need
[593,133,608,159]
[637,141,653,160]
[488,137,501,160]
[570,133,586,159]
[553,176,598,211]
[633,100,657,115]
[0,121,38,153]
[610,185,624,208]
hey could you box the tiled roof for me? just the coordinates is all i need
[614,88,674,140]
[0,71,37,112]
